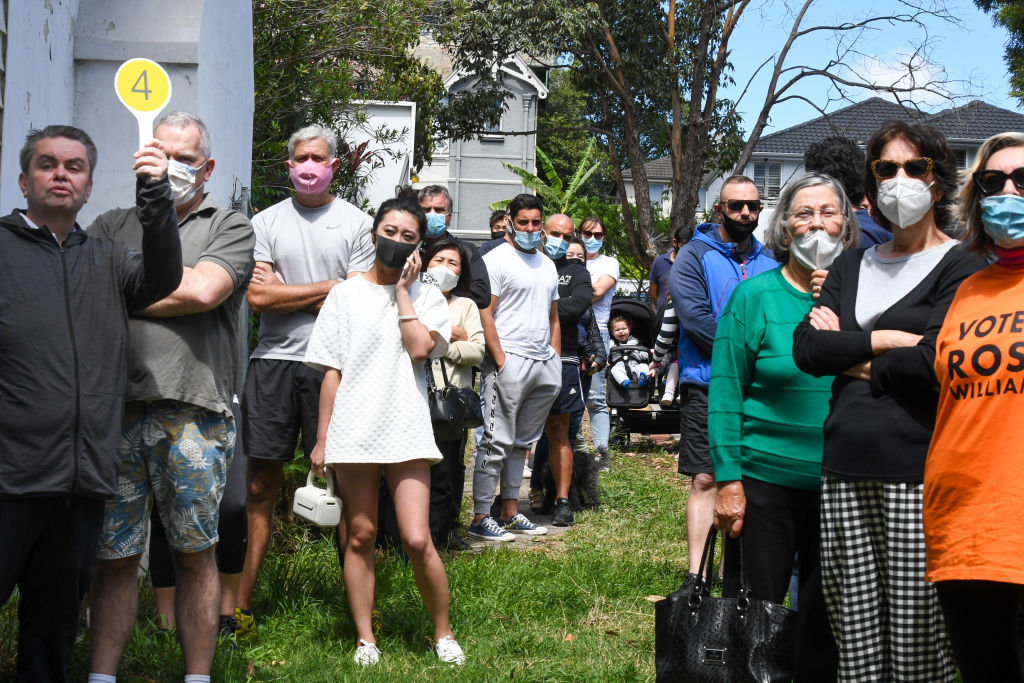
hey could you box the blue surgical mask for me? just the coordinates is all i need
[583,236,603,254]
[543,235,568,259]
[981,194,1024,247]
[425,213,447,238]
[513,228,542,251]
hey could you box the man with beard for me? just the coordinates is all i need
[668,175,778,589]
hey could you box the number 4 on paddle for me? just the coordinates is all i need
[131,70,153,100]
[114,58,172,147]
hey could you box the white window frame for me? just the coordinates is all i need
[752,160,782,200]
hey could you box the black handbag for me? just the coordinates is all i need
[655,526,797,683]
[426,360,484,440]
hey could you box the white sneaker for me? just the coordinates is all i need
[353,638,381,665]
[435,635,466,666]
[523,463,533,478]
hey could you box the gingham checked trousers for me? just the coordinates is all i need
[820,477,955,682]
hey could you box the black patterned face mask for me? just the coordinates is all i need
[375,234,419,270]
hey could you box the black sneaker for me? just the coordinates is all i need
[446,533,472,551]
[218,614,239,641]
[552,498,575,527]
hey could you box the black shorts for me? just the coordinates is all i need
[241,358,323,461]
[549,362,586,416]
[678,384,713,476]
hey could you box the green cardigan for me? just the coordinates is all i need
[708,268,831,491]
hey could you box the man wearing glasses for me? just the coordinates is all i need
[417,185,491,309]
[668,175,779,589]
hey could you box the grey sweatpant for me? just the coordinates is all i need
[473,352,561,515]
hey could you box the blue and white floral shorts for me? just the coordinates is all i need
[97,400,234,559]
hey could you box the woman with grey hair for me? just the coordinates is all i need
[709,172,858,679]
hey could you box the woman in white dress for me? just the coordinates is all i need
[304,195,464,667]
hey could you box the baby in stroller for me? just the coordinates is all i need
[608,315,651,389]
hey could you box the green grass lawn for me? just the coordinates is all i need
[1,444,694,681]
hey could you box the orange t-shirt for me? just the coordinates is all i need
[924,263,1024,584]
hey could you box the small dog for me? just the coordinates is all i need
[534,448,601,513]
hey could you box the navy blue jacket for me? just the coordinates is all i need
[668,223,778,387]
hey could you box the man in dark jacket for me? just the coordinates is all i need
[417,185,490,309]
[669,175,778,589]
[0,125,182,682]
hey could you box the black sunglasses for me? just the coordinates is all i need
[723,200,762,213]
[973,167,1024,196]
[870,157,934,181]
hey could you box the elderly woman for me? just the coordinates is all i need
[924,132,1024,682]
[710,173,856,680]
[792,120,986,682]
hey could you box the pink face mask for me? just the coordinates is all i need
[288,159,334,195]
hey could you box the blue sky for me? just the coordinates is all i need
[719,0,1022,137]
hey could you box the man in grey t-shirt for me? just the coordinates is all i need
[88,112,255,680]
[235,125,374,633]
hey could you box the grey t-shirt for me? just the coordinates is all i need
[251,197,375,361]
[88,195,256,415]
[855,239,959,330]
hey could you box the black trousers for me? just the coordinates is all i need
[429,430,468,548]
[936,579,1024,682]
[0,496,105,682]
[722,478,837,682]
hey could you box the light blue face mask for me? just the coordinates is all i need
[981,194,1024,246]
[513,228,542,251]
[425,212,447,239]
[543,235,568,259]
[583,236,603,254]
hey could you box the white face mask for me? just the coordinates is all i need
[167,158,207,207]
[426,265,459,293]
[876,176,934,229]
[789,229,845,271]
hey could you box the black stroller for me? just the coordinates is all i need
[605,299,680,446]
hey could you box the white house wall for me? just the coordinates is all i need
[1,0,81,216]
[1,0,253,224]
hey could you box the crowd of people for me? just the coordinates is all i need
[0,116,627,680]
[1,111,1022,683]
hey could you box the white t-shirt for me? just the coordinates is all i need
[586,252,620,326]
[304,276,451,464]
[855,240,959,330]
[483,242,559,360]
[251,197,375,361]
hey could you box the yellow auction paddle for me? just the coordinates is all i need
[114,58,172,147]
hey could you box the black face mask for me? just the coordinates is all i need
[375,234,419,270]
[720,213,758,243]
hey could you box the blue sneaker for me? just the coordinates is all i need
[500,513,548,536]
[467,516,515,541]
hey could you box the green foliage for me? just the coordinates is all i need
[537,67,616,199]
[252,1,502,210]
[976,0,1024,106]
[440,0,747,267]
[490,142,603,219]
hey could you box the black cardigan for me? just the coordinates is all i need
[792,244,985,481]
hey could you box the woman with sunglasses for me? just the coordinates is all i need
[578,216,619,471]
[923,132,1024,682]
[793,120,985,682]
